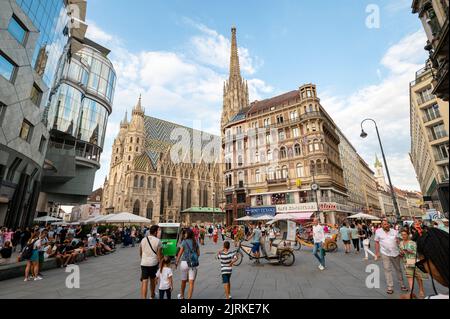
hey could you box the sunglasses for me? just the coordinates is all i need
[415,258,428,273]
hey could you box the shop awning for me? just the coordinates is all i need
[273,212,314,221]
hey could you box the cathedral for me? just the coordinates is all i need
[101,97,223,223]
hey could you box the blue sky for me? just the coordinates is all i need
[85,0,428,191]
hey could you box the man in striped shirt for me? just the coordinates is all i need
[218,241,237,299]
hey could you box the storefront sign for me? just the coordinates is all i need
[277,203,317,213]
[245,206,277,216]
[319,203,337,211]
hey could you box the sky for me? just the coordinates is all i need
[85,0,428,192]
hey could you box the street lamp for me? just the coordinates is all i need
[360,118,401,222]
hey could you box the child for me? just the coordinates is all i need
[156,256,173,299]
[218,241,237,299]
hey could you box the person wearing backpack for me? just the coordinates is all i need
[22,232,42,281]
[175,228,200,299]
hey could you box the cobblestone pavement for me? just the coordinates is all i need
[0,238,446,299]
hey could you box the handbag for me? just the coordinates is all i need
[405,258,416,267]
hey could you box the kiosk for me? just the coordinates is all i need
[159,223,181,257]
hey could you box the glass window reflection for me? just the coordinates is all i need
[8,16,27,44]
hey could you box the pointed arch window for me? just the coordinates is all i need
[294,144,301,156]
[147,177,152,189]
[134,175,138,187]
[133,199,140,215]
[140,176,145,188]
[146,201,153,219]
[280,146,287,159]
[168,181,174,206]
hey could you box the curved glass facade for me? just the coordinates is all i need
[79,47,116,104]
[16,0,69,87]
[79,98,108,148]
[46,42,115,153]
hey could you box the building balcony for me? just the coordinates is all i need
[417,95,436,106]
[429,132,448,145]
[432,59,449,101]
[267,178,287,185]
[300,111,322,122]
[422,115,443,126]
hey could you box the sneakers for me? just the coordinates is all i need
[177,294,184,299]
[34,276,43,281]
[364,257,369,261]
[318,265,325,271]
[24,277,30,282]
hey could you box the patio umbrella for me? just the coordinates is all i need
[236,216,255,221]
[347,213,380,220]
[84,214,114,224]
[34,216,63,223]
[254,214,276,221]
[102,212,152,224]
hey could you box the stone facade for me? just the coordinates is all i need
[221,27,348,225]
[101,97,222,223]
[412,0,449,101]
[409,62,449,213]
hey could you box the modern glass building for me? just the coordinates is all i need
[38,36,115,208]
[0,0,81,228]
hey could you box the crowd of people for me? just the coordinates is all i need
[0,224,156,281]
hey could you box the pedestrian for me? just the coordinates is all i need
[268,225,277,250]
[339,223,351,254]
[20,227,31,252]
[246,223,262,264]
[140,225,162,299]
[156,256,173,299]
[131,227,136,247]
[350,224,360,253]
[0,241,12,264]
[37,230,48,277]
[362,224,376,261]
[398,228,428,298]
[12,228,21,252]
[208,225,213,239]
[312,218,326,270]
[413,228,448,299]
[193,225,200,245]
[175,228,200,299]
[213,227,219,244]
[199,226,206,245]
[22,231,42,281]
[218,240,237,299]
[221,227,226,241]
[375,219,408,295]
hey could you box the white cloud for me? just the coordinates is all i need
[321,29,428,191]
[86,21,271,190]
[184,18,262,75]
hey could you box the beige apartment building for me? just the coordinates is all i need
[412,0,449,101]
[221,27,349,225]
[410,63,449,214]
[359,157,382,216]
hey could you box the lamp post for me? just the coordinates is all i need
[311,167,321,220]
[212,191,216,226]
[360,118,401,222]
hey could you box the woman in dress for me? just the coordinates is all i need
[399,229,427,298]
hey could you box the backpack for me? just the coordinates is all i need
[21,239,38,260]
[185,240,199,268]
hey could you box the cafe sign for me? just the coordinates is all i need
[277,203,317,213]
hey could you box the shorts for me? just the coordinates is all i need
[180,261,197,281]
[343,240,350,245]
[222,273,231,284]
[38,251,45,263]
[30,250,39,262]
[141,265,158,281]
[251,242,260,253]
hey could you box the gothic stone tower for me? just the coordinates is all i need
[221,27,249,130]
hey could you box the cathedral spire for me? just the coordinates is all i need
[132,94,145,117]
[229,26,241,81]
[375,154,382,168]
[121,111,128,125]
[221,26,249,129]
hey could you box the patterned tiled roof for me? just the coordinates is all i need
[135,116,219,169]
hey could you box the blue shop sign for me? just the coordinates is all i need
[245,206,277,216]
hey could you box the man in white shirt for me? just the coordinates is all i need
[140,225,162,299]
[375,219,407,294]
[312,218,326,270]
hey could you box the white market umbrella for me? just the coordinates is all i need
[254,214,276,221]
[347,213,380,220]
[34,216,63,223]
[84,214,114,224]
[273,213,313,221]
[102,212,152,224]
[236,216,255,221]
